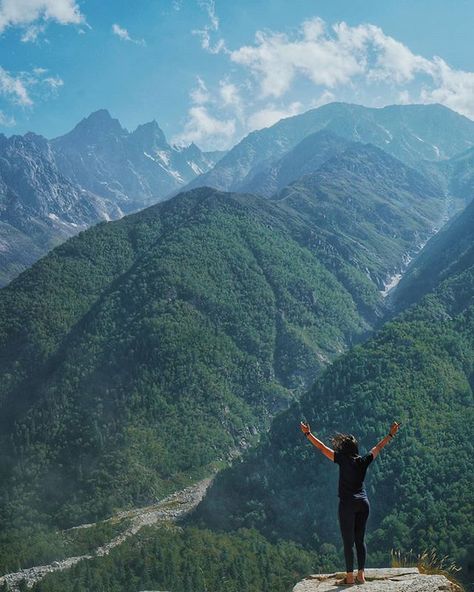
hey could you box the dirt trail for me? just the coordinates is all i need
[0,478,212,591]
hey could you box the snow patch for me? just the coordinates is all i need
[152,159,185,183]
[156,150,171,166]
[143,151,156,162]
[378,125,393,143]
[169,169,184,183]
[188,161,203,175]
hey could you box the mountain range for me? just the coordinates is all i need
[0,110,223,286]
[3,102,474,287]
[185,102,474,194]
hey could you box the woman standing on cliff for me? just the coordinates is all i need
[300,421,400,585]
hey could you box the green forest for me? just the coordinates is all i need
[0,166,471,590]
[22,526,325,592]
[194,201,474,585]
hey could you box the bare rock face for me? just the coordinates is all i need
[293,568,461,592]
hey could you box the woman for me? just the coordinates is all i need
[300,420,400,585]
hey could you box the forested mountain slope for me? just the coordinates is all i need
[274,143,445,289]
[0,147,448,559]
[441,145,474,203]
[393,197,474,310]
[194,198,474,580]
[0,187,378,532]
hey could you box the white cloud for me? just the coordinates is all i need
[0,66,64,109]
[0,0,83,36]
[0,66,32,105]
[419,57,474,120]
[230,18,365,98]
[247,101,303,130]
[219,81,241,108]
[190,76,211,105]
[173,105,235,150]
[112,23,131,41]
[20,22,45,42]
[309,90,336,109]
[0,110,15,126]
[43,75,63,90]
[112,23,145,46]
[397,90,412,105]
[227,17,474,120]
[218,80,244,121]
[193,0,227,54]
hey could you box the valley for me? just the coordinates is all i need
[0,478,212,591]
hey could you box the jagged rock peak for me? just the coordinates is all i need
[180,141,203,158]
[6,131,49,150]
[68,109,126,138]
[293,568,461,591]
[130,120,168,147]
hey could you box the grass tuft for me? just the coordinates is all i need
[390,548,464,591]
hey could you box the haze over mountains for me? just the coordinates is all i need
[0,101,473,591]
[185,102,474,193]
[1,102,474,287]
[0,110,223,285]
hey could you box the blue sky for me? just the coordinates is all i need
[1,0,474,149]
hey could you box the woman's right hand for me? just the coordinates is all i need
[300,421,311,435]
[389,421,400,436]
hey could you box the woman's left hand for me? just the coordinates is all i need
[389,421,401,436]
[300,421,310,435]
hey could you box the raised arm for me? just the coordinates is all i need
[300,422,334,461]
[371,421,400,459]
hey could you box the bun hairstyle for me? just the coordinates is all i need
[332,433,359,457]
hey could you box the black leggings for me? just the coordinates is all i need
[338,498,370,572]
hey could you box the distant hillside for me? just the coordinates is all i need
[441,145,474,203]
[0,132,121,286]
[240,129,351,197]
[186,102,474,193]
[194,197,474,579]
[273,142,445,290]
[0,110,220,286]
[0,187,373,533]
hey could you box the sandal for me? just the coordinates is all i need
[336,577,355,585]
[355,577,365,584]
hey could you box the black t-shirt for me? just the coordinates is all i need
[334,451,373,500]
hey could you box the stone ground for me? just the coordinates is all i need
[293,568,460,592]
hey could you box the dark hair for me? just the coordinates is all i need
[331,433,359,457]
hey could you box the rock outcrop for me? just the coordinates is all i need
[293,568,461,592]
